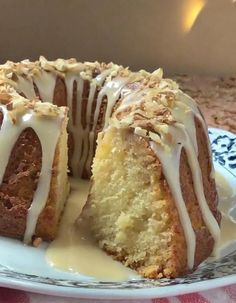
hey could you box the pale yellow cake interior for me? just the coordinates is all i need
[85,127,173,275]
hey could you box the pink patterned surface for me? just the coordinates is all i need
[0,285,236,303]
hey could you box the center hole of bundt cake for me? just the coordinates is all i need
[85,127,173,273]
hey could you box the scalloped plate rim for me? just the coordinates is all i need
[0,273,235,300]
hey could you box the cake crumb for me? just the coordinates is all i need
[33,237,42,247]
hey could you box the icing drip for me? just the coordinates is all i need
[174,124,221,246]
[173,92,210,154]
[0,103,64,243]
[83,81,98,176]
[172,94,220,246]
[150,141,196,269]
[64,67,124,177]
[83,69,115,175]
[16,76,36,100]
[172,92,215,188]
[67,75,84,176]
[33,70,57,103]
[150,123,220,268]
[103,78,130,129]
[84,72,127,176]
[64,74,78,176]
[92,78,129,130]
[172,101,198,153]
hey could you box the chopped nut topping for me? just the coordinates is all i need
[0,56,188,144]
[33,237,42,247]
[0,93,11,104]
[134,127,148,137]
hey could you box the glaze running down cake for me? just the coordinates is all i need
[0,57,221,278]
[0,79,68,243]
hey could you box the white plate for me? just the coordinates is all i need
[0,127,235,300]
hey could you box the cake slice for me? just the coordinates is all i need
[82,82,221,278]
[0,83,69,244]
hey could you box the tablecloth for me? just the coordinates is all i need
[0,285,236,302]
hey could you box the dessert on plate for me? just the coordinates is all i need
[0,57,221,278]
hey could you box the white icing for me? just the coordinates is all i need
[16,76,36,100]
[150,122,221,268]
[64,71,104,176]
[33,70,57,103]
[64,74,84,176]
[82,81,97,175]
[84,71,128,176]
[64,73,77,176]
[92,77,129,130]
[172,101,198,153]
[175,124,221,246]
[0,103,64,243]
[150,140,196,269]
[63,68,123,177]
[83,70,114,175]
[175,91,215,183]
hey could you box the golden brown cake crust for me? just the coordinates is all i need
[0,125,42,239]
[35,140,63,241]
[0,119,64,241]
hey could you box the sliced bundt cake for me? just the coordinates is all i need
[0,57,221,279]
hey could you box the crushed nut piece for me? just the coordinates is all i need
[33,237,42,247]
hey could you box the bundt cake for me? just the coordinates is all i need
[0,57,221,278]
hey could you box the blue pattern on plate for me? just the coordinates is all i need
[209,128,236,176]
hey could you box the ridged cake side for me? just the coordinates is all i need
[0,80,69,243]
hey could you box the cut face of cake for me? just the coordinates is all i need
[0,82,69,244]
